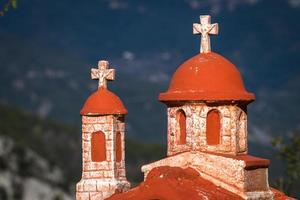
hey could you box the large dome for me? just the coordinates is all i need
[80,87,127,115]
[159,52,255,103]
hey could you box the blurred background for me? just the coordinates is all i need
[0,0,299,199]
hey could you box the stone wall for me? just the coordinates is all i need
[167,104,247,156]
[114,116,127,181]
[76,115,130,200]
[81,115,115,178]
[141,151,273,199]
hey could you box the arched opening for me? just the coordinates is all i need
[237,112,247,152]
[91,131,106,162]
[116,132,122,162]
[206,109,221,145]
[177,109,187,145]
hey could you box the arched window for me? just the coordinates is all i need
[206,109,221,145]
[116,132,122,162]
[177,109,187,145]
[91,131,106,162]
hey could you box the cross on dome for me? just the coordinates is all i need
[91,60,115,89]
[193,15,219,53]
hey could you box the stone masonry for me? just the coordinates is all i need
[142,151,273,199]
[76,115,130,200]
[167,103,247,156]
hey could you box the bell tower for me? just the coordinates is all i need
[76,60,130,200]
[159,15,254,157]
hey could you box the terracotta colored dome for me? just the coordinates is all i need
[80,87,127,115]
[159,52,255,102]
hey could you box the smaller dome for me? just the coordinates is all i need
[80,87,127,116]
[159,52,255,102]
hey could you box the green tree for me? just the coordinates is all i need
[272,133,300,196]
[0,0,17,16]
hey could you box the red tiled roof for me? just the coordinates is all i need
[108,166,291,200]
[108,166,241,200]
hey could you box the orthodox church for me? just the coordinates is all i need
[76,15,290,200]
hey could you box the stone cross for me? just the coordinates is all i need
[91,60,115,89]
[193,15,219,53]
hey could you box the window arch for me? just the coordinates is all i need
[206,109,221,145]
[116,132,122,162]
[176,109,187,145]
[91,131,106,162]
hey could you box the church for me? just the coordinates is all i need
[76,15,290,200]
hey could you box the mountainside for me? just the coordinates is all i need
[0,135,73,200]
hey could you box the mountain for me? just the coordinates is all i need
[0,135,73,200]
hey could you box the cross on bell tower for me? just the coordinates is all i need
[77,59,130,200]
[193,15,219,53]
[91,60,115,88]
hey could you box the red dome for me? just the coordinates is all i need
[159,52,255,102]
[80,87,127,115]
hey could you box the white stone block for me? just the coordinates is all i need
[82,124,95,132]
[90,192,103,200]
[83,180,97,192]
[76,192,89,200]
